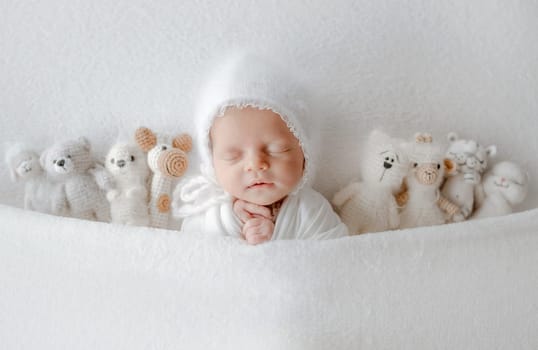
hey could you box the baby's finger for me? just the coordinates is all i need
[242,202,272,220]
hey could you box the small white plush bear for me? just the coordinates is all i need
[332,130,408,235]
[105,143,150,226]
[472,161,529,219]
[441,132,497,221]
[135,127,192,229]
[5,143,67,215]
[40,137,110,221]
[398,133,460,229]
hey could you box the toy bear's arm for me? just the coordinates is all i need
[332,182,359,208]
[126,186,148,199]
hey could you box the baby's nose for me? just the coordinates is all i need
[245,154,268,171]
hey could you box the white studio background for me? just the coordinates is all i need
[1,0,537,210]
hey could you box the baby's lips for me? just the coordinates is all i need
[159,150,188,178]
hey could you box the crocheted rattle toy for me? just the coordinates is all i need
[332,130,408,234]
[135,127,192,229]
[398,133,461,229]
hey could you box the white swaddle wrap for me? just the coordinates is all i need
[173,53,347,240]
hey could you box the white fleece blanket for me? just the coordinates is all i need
[1,204,538,349]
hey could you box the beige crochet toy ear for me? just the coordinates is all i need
[135,127,157,152]
[172,134,193,153]
[444,158,458,176]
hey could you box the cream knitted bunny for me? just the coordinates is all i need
[332,130,408,235]
[105,143,150,226]
[398,133,460,229]
[135,127,192,229]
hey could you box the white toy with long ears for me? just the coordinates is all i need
[441,132,497,221]
[135,127,192,229]
[5,143,67,215]
[332,130,408,235]
[40,137,110,221]
[105,143,150,226]
[398,133,461,229]
[472,161,529,219]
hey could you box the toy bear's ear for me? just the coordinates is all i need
[78,137,91,151]
[415,132,432,144]
[135,127,157,152]
[486,145,497,158]
[444,158,457,175]
[172,134,193,153]
[447,132,459,143]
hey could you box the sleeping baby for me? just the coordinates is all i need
[173,53,348,244]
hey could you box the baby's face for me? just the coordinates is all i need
[210,107,304,206]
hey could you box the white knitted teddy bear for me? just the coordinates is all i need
[105,143,150,226]
[441,132,497,221]
[398,133,460,229]
[472,161,529,219]
[40,137,110,221]
[135,127,192,229]
[5,143,67,215]
[332,130,408,235]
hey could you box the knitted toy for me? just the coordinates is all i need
[398,133,460,229]
[5,143,67,215]
[135,127,192,229]
[332,130,408,234]
[40,137,110,221]
[105,143,150,226]
[441,132,497,221]
[472,161,529,219]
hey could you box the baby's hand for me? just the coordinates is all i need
[233,199,273,223]
[242,217,274,245]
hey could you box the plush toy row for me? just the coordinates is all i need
[332,130,529,235]
[5,128,529,233]
[5,127,192,229]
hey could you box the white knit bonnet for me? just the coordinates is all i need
[195,52,316,192]
[174,53,317,217]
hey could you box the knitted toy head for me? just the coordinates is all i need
[361,130,408,192]
[40,137,95,180]
[194,52,315,194]
[406,133,457,190]
[482,161,528,206]
[105,143,149,184]
[446,132,497,183]
[5,143,43,182]
[135,127,191,178]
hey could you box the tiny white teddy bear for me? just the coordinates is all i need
[472,161,529,219]
[40,137,110,221]
[5,143,67,215]
[398,133,460,229]
[105,143,150,226]
[441,132,497,221]
[332,130,408,235]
